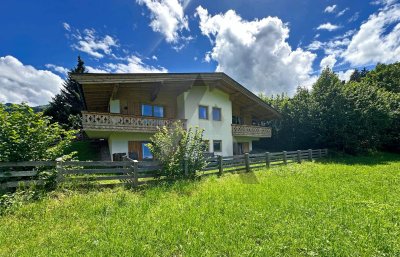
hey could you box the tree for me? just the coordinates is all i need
[364,62,400,93]
[147,122,208,178]
[0,104,76,162]
[44,56,86,128]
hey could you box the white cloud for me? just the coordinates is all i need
[45,64,69,76]
[151,55,158,60]
[337,69,354,82]
[320,54,337,69]
[317,22,340,31]
[342,4,400,66]
[196,6,316,96]
[63,22,71,31]
[72,29,118,58]
[348,12,360,22]
[104,55,167,73]
[324,5,337,13]
[136,0,189,43]
[0,56,63,106]
[337,8,350,17]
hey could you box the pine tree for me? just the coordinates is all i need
[44,56,86,128]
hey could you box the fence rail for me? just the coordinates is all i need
[0,149,328,189]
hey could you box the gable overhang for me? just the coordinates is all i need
[71,72,281,119]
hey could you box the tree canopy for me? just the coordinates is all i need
[259,62,400,153]
[44,56,86,129]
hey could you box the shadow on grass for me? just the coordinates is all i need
[315,151,400,166]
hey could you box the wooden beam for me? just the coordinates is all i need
[229,91,241,101]
[151,82,163,102]
[110,83,120,100]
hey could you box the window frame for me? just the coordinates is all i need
[198,105,209,120]
[141,142,153,160]
[141,104,165,118]
[212,107,222,121]
[213,140,222,152]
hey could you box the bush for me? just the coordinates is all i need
[148,121,208,178]
[0,103,76,162]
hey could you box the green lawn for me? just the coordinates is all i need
[1,153,399,256]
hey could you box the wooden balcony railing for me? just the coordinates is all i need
[82,112,187,133]
[231,124,272,138]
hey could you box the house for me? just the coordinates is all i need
[71,73,280,160]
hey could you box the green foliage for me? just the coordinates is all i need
[0,153,399,255]
[260,64,400,153]
[148,121,208,178]
[364,62,400,93]
[0,103,76,162]
[44,56,86,129]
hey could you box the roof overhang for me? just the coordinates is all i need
[71,72,281,119]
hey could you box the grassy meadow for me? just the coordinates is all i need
[0,153,399,256]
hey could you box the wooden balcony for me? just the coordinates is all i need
[231,124,272,138]
[82,112,187,133]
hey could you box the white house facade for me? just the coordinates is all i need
[72,73,280,160]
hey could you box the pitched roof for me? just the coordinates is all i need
[71,72,280,119]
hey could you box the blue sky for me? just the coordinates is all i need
[0,0,399,105]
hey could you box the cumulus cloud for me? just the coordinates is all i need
[196,6,316,95]
[69,28,118,58]
[324,5,337,13]
[136,0,189,43]
[342,3,400,66]
[320,54,337,69]
[104,55,168,73]
[45,64,69,76]
[0,56,63,106]
[317,22,340,31]
[337,69,354,82]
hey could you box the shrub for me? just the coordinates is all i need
[0,103,76,162]
[148,121,208,178]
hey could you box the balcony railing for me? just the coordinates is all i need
[231,124,272,138]
[82,112,187,133]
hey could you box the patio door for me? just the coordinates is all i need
[128,141,142,160]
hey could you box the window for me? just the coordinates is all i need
[153,105,164,117]
[199,105,208,119]
[141,104,164,118]
[232,116,243,125]
[142,142,153,160]
[212,107,221,121]
[213,140,222,152]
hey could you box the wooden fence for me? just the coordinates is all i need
[0,149,328,189]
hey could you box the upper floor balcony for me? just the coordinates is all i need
[231,124,272,138]
[82,111,187,133]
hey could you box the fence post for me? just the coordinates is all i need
[318,149,322,158]
[297,150,301,163]
[132,160,139,187]
[325,148,328,156]
[218,155,223,176]
[184,157,188,177]
[56,158,64,183]
[265,152,270,169]
[283,151,287,165]
[308,149,312,161]
[244,153,250,172]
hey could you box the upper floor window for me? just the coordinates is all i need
[232,116,243,125]
[141,104,164,118]
[212,107,221,121]
[199,105,208,120]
